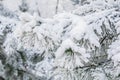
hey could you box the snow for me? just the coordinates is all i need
[55,39,90,69]
[55,39,74,58]
[108,36,120,66]
[70,15,87,40]
[1,0,120,80]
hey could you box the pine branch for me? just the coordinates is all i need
[73,59,111,70]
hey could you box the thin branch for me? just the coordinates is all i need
[55,0,59,14]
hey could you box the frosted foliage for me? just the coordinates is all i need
[108,36,120,66]
[2,12,94,80]
[14,13,46,51]
[55,39,90,69]
[1,0,120,80]
[91,68,108,80]
[73,0,120,16]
